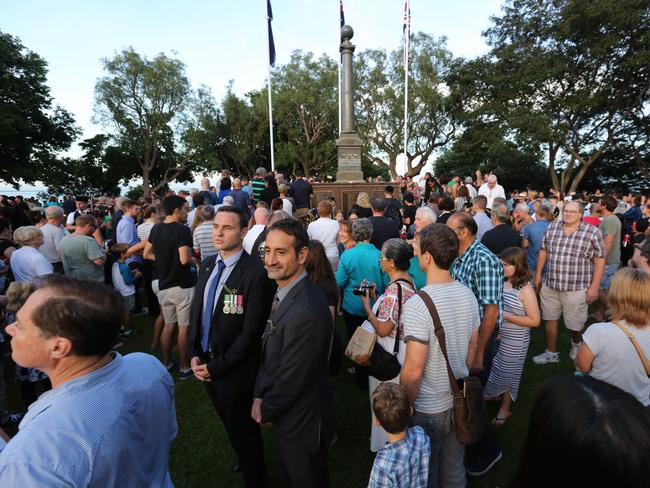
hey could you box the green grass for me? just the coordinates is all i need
[3,314,578,487]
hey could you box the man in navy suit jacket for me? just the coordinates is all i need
[188,206,275,488]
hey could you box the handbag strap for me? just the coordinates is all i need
[416,290,462,396]
[612,320,650,377]
[389,278,414,355]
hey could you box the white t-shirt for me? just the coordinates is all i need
[10,246,54,284]
[307,218,340,259]
[583,321,650,406]
[402,281,480,414]
[281,197,293,215]
[111,262,135,297]
[243,224,266,254]
[39,223,69,263]
[478,183,506,209]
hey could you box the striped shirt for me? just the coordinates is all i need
[402,282,480,414]
[450,238,504,326]
[0,353,177,486]
[252,177,266,204]
[541,221,605,291]
[193,222,218,260]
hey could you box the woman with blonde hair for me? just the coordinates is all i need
[576,268,650,406]
[9,226,53,284]
[350,192,372,219]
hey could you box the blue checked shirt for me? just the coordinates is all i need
[368,426,431,488]
[450,238,504,327]
[0,353,177,486]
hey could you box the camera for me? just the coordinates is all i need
[352,279,375,296]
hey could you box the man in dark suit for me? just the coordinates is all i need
[188,205,275,488]
[252,219,336,488]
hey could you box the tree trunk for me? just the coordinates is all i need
[548,144,561,192]
[142,165,151,198]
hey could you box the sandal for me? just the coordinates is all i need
[491,412,512,426]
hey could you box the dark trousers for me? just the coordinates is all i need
[277,430,329,488]
[342,310,369,390]
[466,332,501,464]
[140,259,160,316]
[203,382,268,488]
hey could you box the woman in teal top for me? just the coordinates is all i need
[336,218,388,389]
[336,218,388,339]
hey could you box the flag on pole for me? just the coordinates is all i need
[340,0,345,27]
[267,0,276,67]
[402,0,410,34]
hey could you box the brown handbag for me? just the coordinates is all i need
[417,290,486,445]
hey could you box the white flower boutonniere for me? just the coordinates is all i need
[264,319,277,337]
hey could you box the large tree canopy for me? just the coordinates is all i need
[0,31,78,187]
[94,48,220,196]
[458,0,650,193]
[356,33,458,179]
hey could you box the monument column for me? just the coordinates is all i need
[336,25,364,182]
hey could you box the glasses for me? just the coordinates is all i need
[563,210,581,214]
[378,257,390,263]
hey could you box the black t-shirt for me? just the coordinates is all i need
[369,216,400,250]
[481,224,522,256]
[290,179,313,209]
[350,205,372,219]
[403,204,417,226]
[384,198,403,227]
[149,222,195,290]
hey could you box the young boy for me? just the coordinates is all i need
[368,383,431,488]
[110,243,141,337]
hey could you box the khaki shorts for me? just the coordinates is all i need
[158,286,194,326]
[540,285,588,332]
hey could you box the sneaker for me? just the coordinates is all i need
[165,361,178,372]
[179,368,193,380]
[119,328,139,337]
[532,350,560,365]
[466,450,503,477]
[133,308,149,317]
[1,412,24,428]
[569,341,581,361]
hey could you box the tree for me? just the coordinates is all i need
[435,123,549,192]
[356,33,457,179]
[272,51,339,177]
[94,48,220,196]
[41,135,131,196]
[467,0,650,193]
[0,31,78,187]
[215,85,270,178]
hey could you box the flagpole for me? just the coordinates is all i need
[266,0,275,172]
[403,0,409,176]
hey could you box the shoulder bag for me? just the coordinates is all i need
[612,320,650,377]
[364,278,412,381]
[417,290,486,445]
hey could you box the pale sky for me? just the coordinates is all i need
[2,0,505,192]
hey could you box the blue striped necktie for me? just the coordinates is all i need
[201,260,226,353]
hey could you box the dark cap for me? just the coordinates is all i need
[75,196,89,203]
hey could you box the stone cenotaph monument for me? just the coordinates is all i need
[336,25,364,182]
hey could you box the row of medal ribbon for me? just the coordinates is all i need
[223,294,244,314]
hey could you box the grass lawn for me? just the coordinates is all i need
[3,312,579,487]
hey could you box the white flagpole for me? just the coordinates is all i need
[267,66,275,172]
[403,0,409,176]
[266,0,275,172]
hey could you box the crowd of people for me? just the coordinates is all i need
[0,166,649,487]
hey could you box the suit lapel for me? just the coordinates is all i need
[271,277,309,324]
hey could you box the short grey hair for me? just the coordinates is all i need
[13,226,43,246]
[515,203,530,214]
[492,204,510,224]
[268,210,292,226]
[351,218,373,242]
[45,206,64,218]
[222,195,235,205]
[199,204,215,222]
[565,200,585,214]
[415,206,436,224]
[487,174,498,183]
